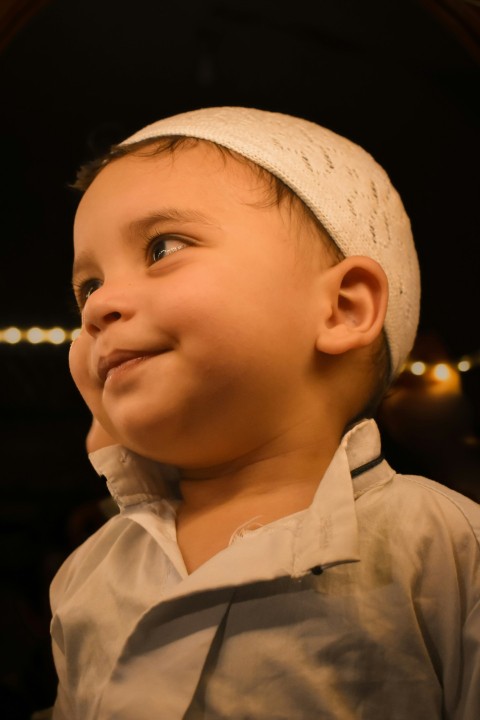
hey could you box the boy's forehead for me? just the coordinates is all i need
[75,141,288,234]
[81,143,266,206]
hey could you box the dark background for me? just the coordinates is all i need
[0,1,479,716]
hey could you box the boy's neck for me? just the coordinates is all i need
[176,431,342,573]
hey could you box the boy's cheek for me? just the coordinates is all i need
[69,332,96,405]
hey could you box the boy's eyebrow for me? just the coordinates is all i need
[72,208,218,282]
[127,208,219,235]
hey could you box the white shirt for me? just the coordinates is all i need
[50,420,480,719]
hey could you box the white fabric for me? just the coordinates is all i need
[121,107,421,376]
[50,420,480,719]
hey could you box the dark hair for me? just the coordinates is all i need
[73,135,391,417]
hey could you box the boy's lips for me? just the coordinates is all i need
[97,349,166,383]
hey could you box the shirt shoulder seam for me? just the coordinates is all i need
[400,474,480,548]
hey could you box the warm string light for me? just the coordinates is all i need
[0,327,81,345]
[402,354,480,379]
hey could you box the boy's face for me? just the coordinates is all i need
[70,143,328,467]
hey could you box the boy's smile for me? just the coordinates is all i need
[70,143,330,467]
[97,350,166,384]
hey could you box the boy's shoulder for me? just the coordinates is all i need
[355,465,480,581]
[387,471,479,538]
[346,419,479,545]
[398,473,480,529]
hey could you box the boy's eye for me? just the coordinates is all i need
[75,278,102,309]
[149,235,188,263]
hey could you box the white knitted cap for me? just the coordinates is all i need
[121,107,420,377]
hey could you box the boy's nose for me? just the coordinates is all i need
[82,284,134,336]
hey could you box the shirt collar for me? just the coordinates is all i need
[89,419,383,505]
[89,420,389,582]
[89,445,179,509]
[291,419,386,575]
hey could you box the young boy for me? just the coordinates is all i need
[51,107,479,719]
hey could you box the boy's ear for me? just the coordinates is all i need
[315,256,388,355]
